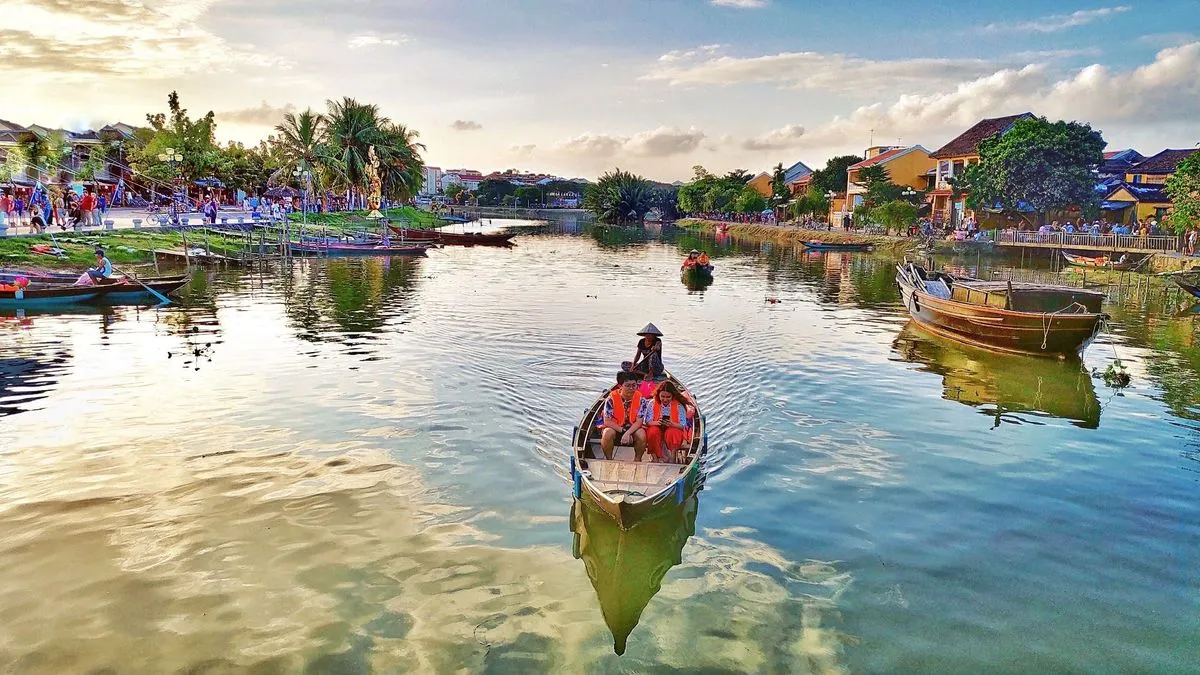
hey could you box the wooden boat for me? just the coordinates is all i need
[801,240,875,252]
[152,248,240,267]
[896,263,1106,356]
[91,275,190,303]
[1062,251,1139,271]
[570,372,707,530]
[288,241,431,256]
[570,494,697,655]
[1171,275,1200,299]
[0,284,102,308]
[0,268,78,285]
[387,225,514,247]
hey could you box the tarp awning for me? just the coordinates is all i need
[1100,200,1134,211]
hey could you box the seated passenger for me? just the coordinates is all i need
[642,381,691,463]
[76,248,113,286]
[629,323,665,379]
[598,372,647,460]
[682,249,700,269]
[697,251,710,267]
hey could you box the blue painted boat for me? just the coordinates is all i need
[0,285,102,308]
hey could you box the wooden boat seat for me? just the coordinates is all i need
[579,458,687,496]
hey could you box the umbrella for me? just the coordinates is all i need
[195,176,225,188]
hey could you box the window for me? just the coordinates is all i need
[1132,175,1142,184]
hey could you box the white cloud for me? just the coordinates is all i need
[450,120,483,131]
[0,0,285,79]
[982,5,1131,33]
[644,48,1001,93]
[711,0,768,7]
[347,33,408,49]
[218,102,297,126]
[760,42,1200,150]
[557,126,706,158]
[743,124,806,151]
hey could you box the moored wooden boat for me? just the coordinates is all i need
[288,241,432,256]
[387,225,514,246]
[802,240,875,252]
[1171,275,1200,299]
[92,275,190,303]
[896,262,1106,357]
[570,371,707,530]
[570,494,697,655]
[0,284,103,307]
[1062,251,1140,271]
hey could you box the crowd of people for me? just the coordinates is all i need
[0,188,111,234]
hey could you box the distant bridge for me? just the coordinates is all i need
[995,230,1179,254]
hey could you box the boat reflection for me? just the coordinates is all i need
[893,321,1101,429]
[680,268,714,292]
[570,495,698,656]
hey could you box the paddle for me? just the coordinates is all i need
[112,265,171,305]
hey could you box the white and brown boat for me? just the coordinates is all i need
[896,263,1106,357]
[570,372,707,530]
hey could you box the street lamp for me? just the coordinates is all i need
[292,167,311,225]
[157,147,183,224]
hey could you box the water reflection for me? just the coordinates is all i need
[284,257,422,343]
[893,321,1101,428]
[0,347,71,417]
[570,497,697,655]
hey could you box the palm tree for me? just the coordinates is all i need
[270,108,328,191]
[376,122,426,201]
[585,169,654,225]
[323,97,386,195]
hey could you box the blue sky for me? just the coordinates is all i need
[4,0,1198,180]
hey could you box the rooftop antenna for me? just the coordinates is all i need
[868,128,875,147]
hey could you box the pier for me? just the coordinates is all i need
[995,230,1179,254]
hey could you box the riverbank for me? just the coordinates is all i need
[0,207,438,268]
[678,218,923,256]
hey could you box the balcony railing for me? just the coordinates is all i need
[997,230,1179,252]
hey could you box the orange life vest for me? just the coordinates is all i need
[607,390,643,427]
[697,253,710,265]
[651,400,683,424]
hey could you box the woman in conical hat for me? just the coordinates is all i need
[630,323,664,379]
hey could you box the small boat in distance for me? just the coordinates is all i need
[896,262,1107,356]
[287,241,432,257]
[1171,275,1200,299]
[570,372,707,530]
[801,240,875,252]
[1062,251,1142,271]
[387,225,514,247]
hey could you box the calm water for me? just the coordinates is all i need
[1,222,1197,673]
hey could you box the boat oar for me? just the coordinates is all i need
[112,265,171,305]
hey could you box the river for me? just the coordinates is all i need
[1,221,1197,673]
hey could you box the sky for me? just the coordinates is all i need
[2,0,1198,181]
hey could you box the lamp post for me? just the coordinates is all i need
[157,147,183,225]
[292,167,310,226]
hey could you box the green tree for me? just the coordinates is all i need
[476,179,517,205]
[809,154,863,195]
[724,169,752,184]
[217,142,274,195]
[788,187,830,219]
[584,168,654,225]
[957,116,1105,222]
[734,187,767,214]
[444,183,465,202]
[652,186,681,221]
[871,200,919,234]
[1165,152,1200,235]
[269,108,328,192]
[132,91,222,185]
[514,186,542,207]
[857,164,905,207]
[770,162,790,207]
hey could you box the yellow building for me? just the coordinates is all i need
[928,112,1034,226]
[845,145,935,210]
[1101,184,1172,224]
[747,171,773,198]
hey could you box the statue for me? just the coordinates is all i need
[366,145,383,213]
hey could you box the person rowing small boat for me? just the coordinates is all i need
[73,249,112,286]
[681,250,712,273]
[626,323,665,379]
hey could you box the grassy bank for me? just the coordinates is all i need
[286,206,441,230]
[0,229,257,269]
[678,218,920,256]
